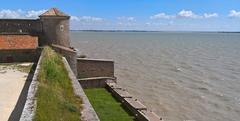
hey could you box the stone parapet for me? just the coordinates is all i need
[20,50,43,121]
[51,44,77,76]
[77,58,114,79]
[62,57,100,121]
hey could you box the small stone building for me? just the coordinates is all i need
[0,8,71,62]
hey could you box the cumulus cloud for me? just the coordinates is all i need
[229,10,240,18]
[151,10,218,20]
[0,9,46,19]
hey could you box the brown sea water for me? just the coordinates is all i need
[70,31,240,121]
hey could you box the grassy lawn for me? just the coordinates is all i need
[84,88,135,121]
[33,47,82,121]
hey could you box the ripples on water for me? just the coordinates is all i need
[71,32,240,121]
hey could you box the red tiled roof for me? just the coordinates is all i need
[39,8,69,17]
[0,35,38,49]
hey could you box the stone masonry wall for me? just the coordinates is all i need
[0,19,42,35]
[77,58,114,79]
[0,49,41,63]
[40,17,70,47]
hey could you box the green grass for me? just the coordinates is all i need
[33,46,82,121]
[84,88,135,121]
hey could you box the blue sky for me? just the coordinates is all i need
[0,0,240,31]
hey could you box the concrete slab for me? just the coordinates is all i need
[139,110,163,121]
[106,82,122,89]
[125,98,147,111]
[114,89,132,98]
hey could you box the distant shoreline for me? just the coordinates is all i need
[70,30,240,33]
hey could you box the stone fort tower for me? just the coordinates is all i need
[39,8,70,47]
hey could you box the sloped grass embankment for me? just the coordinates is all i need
[33,47,82,121]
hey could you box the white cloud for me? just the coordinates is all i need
[151,10,218,20]
[117,16,136,22]
[80,16,103,22]
[71,16,104,23]
[117,22,136,27]
[203,13,218,18]
[116,16,136,27]
[0,9,22,18]
[26,10,46,18]
[0,9,46,19]
[177,10,201,19]
[229,10,240,18]
[145,22,151,26]
[70,16,80,21]
[178,10,218,19]
[150,13,175,19]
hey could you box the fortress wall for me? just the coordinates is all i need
[0,19,42,35]
[77,58,114,79]
[0,49,41,63]
[51,44,77,76]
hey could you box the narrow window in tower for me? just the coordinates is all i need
[60,25,64,32]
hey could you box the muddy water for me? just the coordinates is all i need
[71,32,240,121]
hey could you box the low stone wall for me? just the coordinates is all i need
[0,48,41,63]
[79,77,116,89]
[51,44,77,76]
[77,58,114,79]
[62,57,100,121]
[20,50,43,121]
[106,82,163,121]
